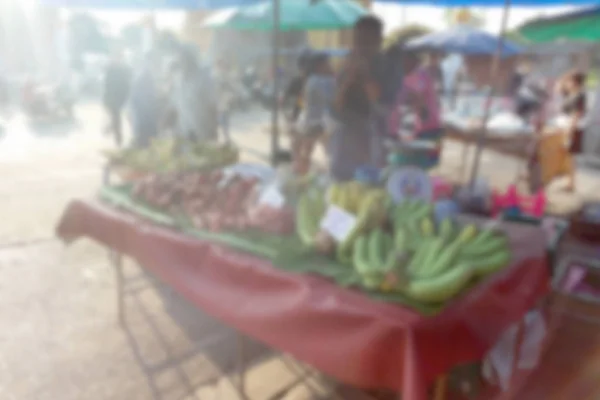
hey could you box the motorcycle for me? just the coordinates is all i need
[22,80,75,122]
[239,67,278,111]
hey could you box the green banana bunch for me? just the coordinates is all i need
[296,189,327,246]
[391,200,434,234]
[396,219,512,304]
[336,190,390,266]
[353,228,409,291]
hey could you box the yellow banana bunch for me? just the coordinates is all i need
[327,181,372,213]
[337,189,390,265]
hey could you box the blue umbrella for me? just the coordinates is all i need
[36,0,260,10]
[377,0,598,5]
[405,26,521,56]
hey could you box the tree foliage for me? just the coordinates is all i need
[383,24,432,50]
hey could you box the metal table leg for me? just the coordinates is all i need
[433,375,449,400]
[110,251,125,326]
[236,333,249,400]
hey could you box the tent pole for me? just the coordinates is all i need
[467,0,512,188]
[271,0,281,165]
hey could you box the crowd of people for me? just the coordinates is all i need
[284,15,445,182]
[284,14,590,190]
[97,14,590,191]
[102,43,224,150]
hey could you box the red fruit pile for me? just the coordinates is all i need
[248,204,295,235]
[132,170,293,234]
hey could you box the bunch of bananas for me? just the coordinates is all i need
[296,183,512,306]
[296,187,327,247]
[327,182,384,215]
[353,200,512,305]
[105,138,239,173]
[296,182,391,263]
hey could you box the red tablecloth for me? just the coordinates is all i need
[56,200,550,400]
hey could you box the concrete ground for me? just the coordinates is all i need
[1,103,599,400]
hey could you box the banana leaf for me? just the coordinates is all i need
[99,185,443,315]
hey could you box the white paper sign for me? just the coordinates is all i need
[320,205,357,242]
[259,185,285,208]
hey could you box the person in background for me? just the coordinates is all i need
[282,50,313,173]
[559,70,587,192]
[129,51,160,148]
[330,15,385,181]
[295,52,335,175]
[173,46,218,142]
[103,49,132,146]
[388,49,442,152]
[282,50,313,124]
[428,51,445,95]
[513,58,548,125]
[509,56,532,97]
[215,57,234,143]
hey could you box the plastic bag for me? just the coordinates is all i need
[482,310,547,391]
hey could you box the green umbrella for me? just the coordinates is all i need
[203,0,368,31]
[518,7,600,42]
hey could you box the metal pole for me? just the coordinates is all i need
[271,0,281,165]
[467,0,512,188]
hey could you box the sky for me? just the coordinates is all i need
[372,4,579,34]
[61,2,581,35]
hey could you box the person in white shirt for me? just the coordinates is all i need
[172,46,218,142]
[294,52,335,175]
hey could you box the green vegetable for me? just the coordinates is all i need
[296,191,326,246]
[470,251,511,277]
[461,236,508,258]
[439,218,454,242]
[368,229,388,271]
[352,235,371,275]
[404,263,475,304]
[420,217,435,237]
[337,192,386,265]
[407,239,433,276]
[417,238,446,278]
[424,241,462,278]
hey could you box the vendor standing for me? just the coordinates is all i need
[295,52,335,175]
[330,16,385,181]
[173,46,218,142]
[559,70,587,192]
[388,49,443,158]
[283,50,313,173]
[103,49,131,147]
[129,52,160,148]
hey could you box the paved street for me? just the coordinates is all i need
[0,102,599,399]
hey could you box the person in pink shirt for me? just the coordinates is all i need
[388,50,443,146]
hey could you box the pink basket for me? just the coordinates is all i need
[492,184,546,217]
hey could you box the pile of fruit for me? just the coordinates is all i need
[297,182,389,255]
[105,139,239,173]
[297,181,512,305]
[132,169,294,234]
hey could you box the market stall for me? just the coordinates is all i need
[444,122,532,159]
[46,1,592,399]
[56,202,548,400]
[55,138,552,400]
